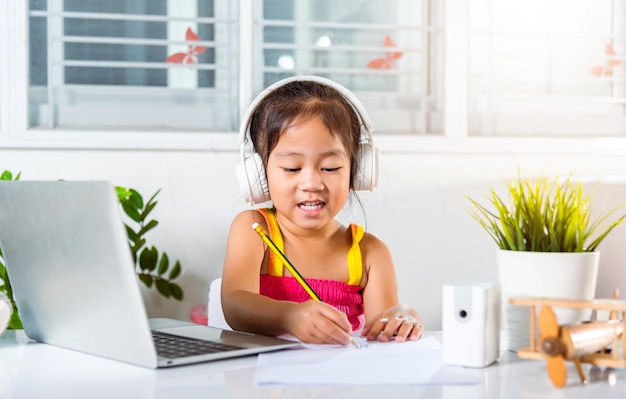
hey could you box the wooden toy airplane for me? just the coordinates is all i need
[509,293,626,388]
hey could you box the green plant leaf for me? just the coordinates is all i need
[131,238,147,255]
[587,214,626,251]
[121,201,142,222]
[170,283,184,301]
[115,186,131,201]
[0,262,7,282]
[139,246,158,271]
[155,278,171,298]
[157,253,169,276]
[141,200,158,222]
[466,172,626,253]
[125,225,138,243]
[169,261,182,280]
[1,170,20,182]
[146,189,161,206]
[115,185,185,302]
[128,189,144,209]
[9,311,22,329]
[138,274,153,288]
[137,219,158,237]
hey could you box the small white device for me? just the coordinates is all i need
[442,283,501,368]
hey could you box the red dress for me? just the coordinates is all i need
[257,208,365,331]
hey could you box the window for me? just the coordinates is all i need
[469,0,626,137]
[251,0,443,135]
[21,0,440,139]
[28,0,236,132]
[3,0,623,151]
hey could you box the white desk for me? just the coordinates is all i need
[0,329,625,399]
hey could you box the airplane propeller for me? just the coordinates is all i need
[538,305,568,387]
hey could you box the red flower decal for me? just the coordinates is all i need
[166,27,206,64]
[590,43,621,77]
[367,35,403,70]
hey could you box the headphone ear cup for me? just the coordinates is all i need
[236,152,270,205]
[353,142,380,191]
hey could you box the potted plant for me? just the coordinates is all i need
[467,172,626,351]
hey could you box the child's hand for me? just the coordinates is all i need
[361,304,423,342]
[284,301,354,346]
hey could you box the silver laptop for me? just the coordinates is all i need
[0,180,298,368]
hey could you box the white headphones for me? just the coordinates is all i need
[236,75,380,205]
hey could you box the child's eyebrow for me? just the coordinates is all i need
[273,150,348,159]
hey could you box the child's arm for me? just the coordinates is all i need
[359,233,423,342]
[221,211,354,345]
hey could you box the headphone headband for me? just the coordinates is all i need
[238,75,374,146]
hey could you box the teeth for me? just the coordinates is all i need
[299,202,323,210]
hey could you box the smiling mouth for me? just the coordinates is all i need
[298,201,325,210]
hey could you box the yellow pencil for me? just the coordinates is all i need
[252,222,321,301]
[251,222,360,349]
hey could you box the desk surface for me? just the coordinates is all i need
[0,330,625,399]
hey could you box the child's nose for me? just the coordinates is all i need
[298,169,324,191]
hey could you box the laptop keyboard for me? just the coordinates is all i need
[152,331,245,359]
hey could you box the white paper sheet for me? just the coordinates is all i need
[254,335,479,386]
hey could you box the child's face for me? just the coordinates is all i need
[266,116,351,231]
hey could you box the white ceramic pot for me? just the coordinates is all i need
[496,249,600,351]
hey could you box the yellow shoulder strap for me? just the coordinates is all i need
[257,208,284,276]
[347,224,365,286]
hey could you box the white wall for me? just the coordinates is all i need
[2,148,626,330]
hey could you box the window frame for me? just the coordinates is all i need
[2,0,626,156]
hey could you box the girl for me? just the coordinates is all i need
[222,76,422,346]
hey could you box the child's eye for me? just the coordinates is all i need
[322,167,341,172]
[283,168,301,172]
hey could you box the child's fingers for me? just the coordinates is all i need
[309,325,350,345]
[287,301,352,345]
[363,311,423,342]
[363,315,401,341]
[318,302,352,332]
[379,316,408,341]
[362,317,387,340]
[318,305,353,345]
[395,320,423,342]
